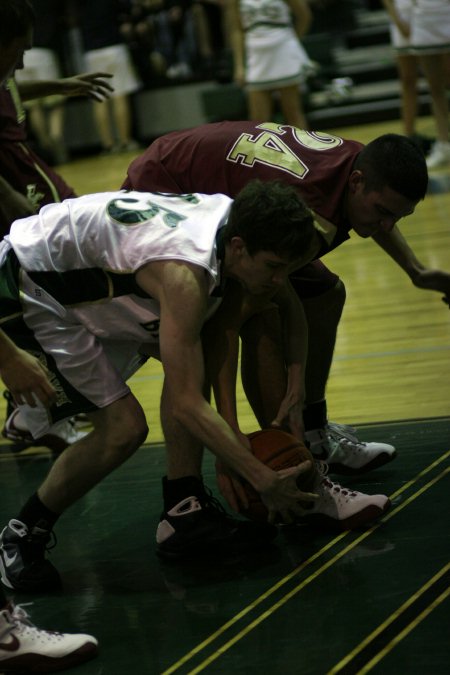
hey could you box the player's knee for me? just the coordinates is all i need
[332,278,346,311]
[240,305,281,343]
[93,407,148,463]
[308,278,346,315]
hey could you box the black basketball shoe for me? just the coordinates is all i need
[156,481,278,560]
[0,519,62,592]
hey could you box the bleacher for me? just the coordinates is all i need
[63,5,434,153]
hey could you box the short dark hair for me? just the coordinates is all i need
[224,180,315,260]
[0,0,35,46]
[353,134,428,202]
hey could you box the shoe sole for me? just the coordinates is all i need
[0,642,98,672]
[326,450,397,476]
[296,499,391,531]
[157,528,278,561]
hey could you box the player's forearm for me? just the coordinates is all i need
[372,226,426,282]
[16,80,63,101]
[173,393,274,491]
[206,327,241,432]
[0,331,22,369]
[276,283,308,369]
[289,0,312,38]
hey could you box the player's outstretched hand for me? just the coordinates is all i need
[260,461,318,524]
[412,268,450,308]
[57,73,114,101]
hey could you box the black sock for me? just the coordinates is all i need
[18,493,60,533]
[303,400,327,432]
[162,476,205,511]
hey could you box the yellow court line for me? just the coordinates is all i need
[357,586,450,674]
[328,562,450,674]
[162,461,450,675]
[185,469,450,675]
[388,449,450,501]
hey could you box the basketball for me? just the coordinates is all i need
[239,428,316,523]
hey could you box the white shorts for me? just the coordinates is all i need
[245,28,311,90]
[0,248,148,438]
[389,1,413,50]
[16,336,147,440]
[405,1,450,54]
[15,47,61,81]
[84,44,141,96]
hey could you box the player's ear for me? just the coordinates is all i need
[229,236,247,257]
[348,170,364,193]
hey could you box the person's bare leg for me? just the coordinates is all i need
[160,378,204,479]
[420,53,449,142]
[302,280,346,406]
[240,306,288,426]
[92,99,115,150]
[396,53,419,137]
[240,282,345,424]
[38,394,148,513]
[247,89,273,121]
[279,84,308,129]
[112,94,133,147]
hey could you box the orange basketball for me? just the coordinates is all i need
[239,428,315,523]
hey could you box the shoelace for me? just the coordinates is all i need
[327,422,365,449]
[25,528,58,558]
[321,477,357,497]
[199,486,229,517]
[316,461,357,497]
[8,602,34,628]
[8,603,63,637]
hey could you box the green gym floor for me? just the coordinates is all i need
[1,417,449,675]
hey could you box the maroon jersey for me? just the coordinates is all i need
[0,80,76,238]
[0,81,27,142]
[123,121,363,259]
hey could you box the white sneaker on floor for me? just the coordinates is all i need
[297,463,391,530]
[0,601,98,673]
[305,422,396,475]
[426,141,450,169]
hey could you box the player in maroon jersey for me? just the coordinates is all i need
[122,121,449,480]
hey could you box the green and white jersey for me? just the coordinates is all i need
[8,190,231,344]
[1,190,232,436]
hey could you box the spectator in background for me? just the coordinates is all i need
[77,0,141,153]
[119,0,226,85]
[382,0,430,153]
[227,0,314,128]
[191,0,226,78]
[14,0,73,165]
[0,73,113,238]
[120,0,168,85]
[383,0,450,169]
